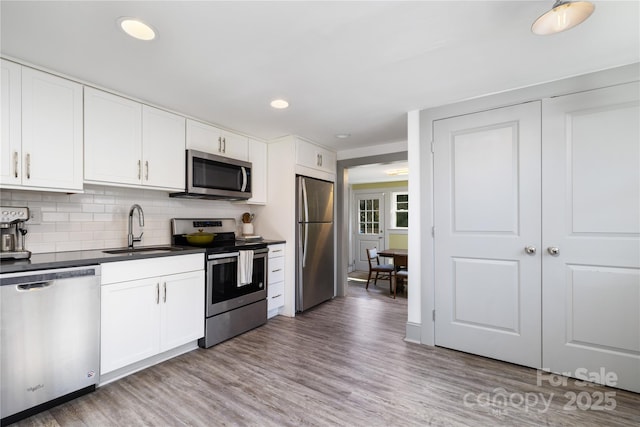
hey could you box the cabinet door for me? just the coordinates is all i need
[142,106,185,190]
[101,278,160,374]
[84,87,142,185]
[246,138,267,204]
[186,119,221,154]
[21,67,83,191]
[219,129,248,160]
[160,270,205,351]
[295,139,336,174]
[1,59,21,186]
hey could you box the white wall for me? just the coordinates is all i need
[0,185,254,253]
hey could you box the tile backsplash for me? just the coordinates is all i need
[0,185,253,254]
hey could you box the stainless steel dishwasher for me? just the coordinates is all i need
[1,265,101,426]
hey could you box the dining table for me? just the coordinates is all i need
[377,248,408,298]
[377,248,408,258]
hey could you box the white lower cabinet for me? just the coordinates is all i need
[267,244,285,318]
[100,254,204,375]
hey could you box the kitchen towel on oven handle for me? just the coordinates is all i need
[238,250,254,286]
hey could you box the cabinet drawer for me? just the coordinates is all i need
[268,257,285,283]
[268,244,285,258]
[268,282,284,310]
[102,253,204,284]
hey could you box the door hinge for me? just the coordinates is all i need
[432,309,436,321]
[430,141,435,153]
[431,226,435,237]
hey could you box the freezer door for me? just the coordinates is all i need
[296,222,334,312]
[297,176,334,223]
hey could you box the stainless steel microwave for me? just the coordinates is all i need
[170,149,252,200]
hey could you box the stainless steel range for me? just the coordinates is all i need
[171,218,268,348]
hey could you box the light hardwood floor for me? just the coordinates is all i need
[11,273,640,426]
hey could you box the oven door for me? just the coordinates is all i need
[206,249,267,317]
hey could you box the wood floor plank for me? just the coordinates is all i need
[10,274,640,426]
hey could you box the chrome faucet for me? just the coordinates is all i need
[127,204,145,248]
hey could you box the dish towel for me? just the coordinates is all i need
[238,250,254,286]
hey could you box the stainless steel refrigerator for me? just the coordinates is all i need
[296,175,335,312]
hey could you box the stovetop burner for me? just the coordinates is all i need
[170,218,266,253]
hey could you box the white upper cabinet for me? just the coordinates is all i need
[142,106,185,190]
[1,59,21,186]
[1,60,83,192]
[84,87,185,191]
[295,138,336,175]
[246,138,267,204]
[186,119,248,161]
[84,87,142,186]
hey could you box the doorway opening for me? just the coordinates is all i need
[336,154,408,300]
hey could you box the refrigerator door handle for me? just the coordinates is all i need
[301,177,309,223]
[301,178,309,267]
[302,222,309,268]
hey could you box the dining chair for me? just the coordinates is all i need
[392,253,408,299]
[365,248,394,290]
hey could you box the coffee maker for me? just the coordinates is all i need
[1,206,31,260]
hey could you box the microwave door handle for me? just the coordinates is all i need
[240,166,247,192]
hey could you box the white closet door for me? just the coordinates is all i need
[542,82,640,393]
[433,102,542,368]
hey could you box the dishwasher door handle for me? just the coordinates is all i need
[1,266,99,286]
[17,282,52,291]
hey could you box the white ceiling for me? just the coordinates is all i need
[347,161,409,184]
[1,1,638,153]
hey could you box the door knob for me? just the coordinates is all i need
[525,246,536,255]
[548,247,560,256]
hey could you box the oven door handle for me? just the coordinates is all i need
[208,252,240,260]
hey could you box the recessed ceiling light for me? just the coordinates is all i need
[270,99,289,109]
[335,134,351,139]
[118,17,156,41]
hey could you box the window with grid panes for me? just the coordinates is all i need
[391,192,408,228]
[359,198,380,234]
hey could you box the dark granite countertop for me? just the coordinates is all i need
[0,246,206,275]
[0,239,285,275]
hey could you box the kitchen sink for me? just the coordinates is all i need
[103,246,184,255]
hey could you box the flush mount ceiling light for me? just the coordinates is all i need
[335,134,351,139]
[118,17,156,41]
[270,99,289,109]
[532,1,595,35]
[385,168,409,176]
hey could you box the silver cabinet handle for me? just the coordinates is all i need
[13,151,18,178]
[218,136,222,153]
[163,282,167,303]
[156,283,160,304]
[145,161,149,180]
[271,294,282,299]
[271,268,282,273]
[138,160,142,180]
[25,153,31,179]
[222,137,226,153]
[548,247,560,256]
[525,246,536,255]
